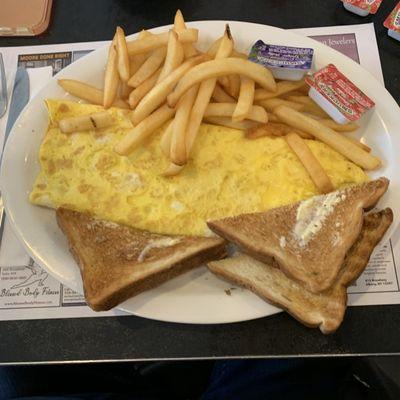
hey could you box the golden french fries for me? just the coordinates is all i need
[226,74,240,98]
[120,82,132,99]
[204,103,268,123]
[258,98,305,113]
[58,11,381,181]
[232,50,247,59]
[171,85,199,165]
[103,35,120,108]
[160,120,173,157]
[163,162,184,177]
[133,54,208,125]
[254,80,307,101]
[285,132,334,194]
[287,95,330,118]
[157,30,184,83]
[115,27,130,82]
[212,83,236,103]
[245,122,312,140]
[58,79,128,109]
[218,76,231,90]
[232,76,255,121]
[207,37,223,57]
[128,68,161,109]
[128,46,167,88]
[267,112,279,122]
[167,57,276,107]
[59,112,114,133]
[127,29,198,55]
[115,104,175,155]
[185,26,234,156]
[274,105,381,170]
[174,9,198,58]
[128,30,153,76]
[204,116,258,130]
[306,115,359,132]
[129,54,146,76]
[345,136,372,153]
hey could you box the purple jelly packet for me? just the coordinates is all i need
[248,40,314,81]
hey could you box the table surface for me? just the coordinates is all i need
[1,0,400,364]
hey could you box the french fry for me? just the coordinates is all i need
[115,104,175,155]
[185,26,234,156]
[226,74,241,98]
[133,54,208,125]
[160,120,173,157]
[267,112,279,122]
[59,112,114,133]
[232,76,255,121]
[204,116,258,130]
[306,114,359,132]
[170,85,199,165]
[208,41,244,59]
[285,132,334,194]
[245,122,312,139]
[286,95,330,118]
[212,83,236,103]
[128,68,161,109]
[157,30,184,83]
[163,162,184,176]
[129,55,147,76]
[204,103,268,123]
[254,79,307,101]
[128,46,167,88]
[174,9,198,58]
[207,37,223,57]
[281,90,306,98]
[168,57,276,107]
[127,29,198,55]
[232,50,247,59]
[298,84,310,94]
[120,82,132,99]
[319,119,358,132]
[103,35,120,108]
[218,76,231,91]
[274,105,381,170]
[128,30,153,76]
[115,26,130,82]
[258,98,305,112]
[58,79,128,109]
[345,136,372,153]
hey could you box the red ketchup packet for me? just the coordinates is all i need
[384,2,400,32]
[305,64,375,122]
[342,0,383,14]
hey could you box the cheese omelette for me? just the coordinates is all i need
[30,100,368,236]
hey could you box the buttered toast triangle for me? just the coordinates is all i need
[208,178,389,293]
[208,209,393,334]
[56,208,227,311]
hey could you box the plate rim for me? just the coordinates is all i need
[1,20,400,324]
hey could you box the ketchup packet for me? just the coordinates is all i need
[306,64,375,122]
[384,2,400,32]
[342,0,383,14]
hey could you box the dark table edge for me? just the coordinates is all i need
[1,353,399,366]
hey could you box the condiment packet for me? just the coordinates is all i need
[342,0,383,16]
[306,64,375,124]
[248,40,313,81]
[384,2,400,41]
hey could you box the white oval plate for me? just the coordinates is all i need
[1,21,400,324]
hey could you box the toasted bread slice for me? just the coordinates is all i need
[208,178,389,293]
[56,208,227,311]
[208,209,393,334]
